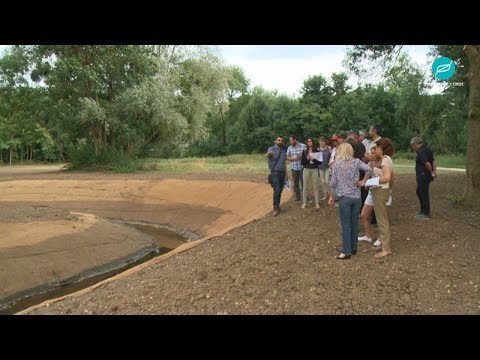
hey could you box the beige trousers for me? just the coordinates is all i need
[372,187,391,253]
[303,168,320,205]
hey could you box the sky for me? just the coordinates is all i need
[217,45,444,97]
[0,45,444,96]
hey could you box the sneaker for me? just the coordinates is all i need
[315,204,320,209]
[415,213,430,220]
[358,235,372,243]
[373,239,382,247]
[301,204,306,209]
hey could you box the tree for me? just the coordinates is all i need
[346,45,480,203]
[299,74,333,109]
[330,72,351,99]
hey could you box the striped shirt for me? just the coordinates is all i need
[287,143,306,170]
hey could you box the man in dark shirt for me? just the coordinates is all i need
[411,136,437,219]
[345,129,366,162]
[266,136,288,216]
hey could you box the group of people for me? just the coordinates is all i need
[265,125,437,260]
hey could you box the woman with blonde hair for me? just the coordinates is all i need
[328,143,372,259]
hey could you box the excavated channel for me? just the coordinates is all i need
[0,221,193,315]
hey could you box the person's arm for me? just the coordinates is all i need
[379,165,392,184]
[266,147,274,158]
[432,160,437,178]
[424,162,433,174]
[284,151,289,179]
[286,148,296,161]
[419,150,434,175]
[328,165,337,205]
[389,171,396,187]
[358,160,372,187]
[328,148,336,165]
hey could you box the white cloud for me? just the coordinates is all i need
[221,45,348,97]
[219,45,447,96]
[237,56,346,97]
[0,45,8,55]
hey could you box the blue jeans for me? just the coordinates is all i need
[272,171,285,208]
[338,196,361,255]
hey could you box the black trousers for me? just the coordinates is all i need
[416,174,432,216]
[291,169,303,200]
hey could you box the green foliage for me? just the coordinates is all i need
[139,154,268,174]
[66,142,125,169]
[446,193,464,204]
[0,45,471,169]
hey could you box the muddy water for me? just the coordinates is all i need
[1,222,190,315]
[130,224,189,255]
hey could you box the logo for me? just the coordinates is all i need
[432,57,456,80]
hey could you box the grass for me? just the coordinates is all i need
[394,152,465,169]
[59,152,467,175]
[136,153,466,175]
[0,160,65,166]
[139,154,268,174]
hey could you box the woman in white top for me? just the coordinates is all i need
[370,138,394,259]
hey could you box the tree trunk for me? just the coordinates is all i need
[108,126,116,147]
[125,143,135,157]
[220,104,226,148]
[463,45,480,204]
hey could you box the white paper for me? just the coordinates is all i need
[386,194,392,206]
[309,152,323,162]
[285,178,292,191]
[365,177,381,189]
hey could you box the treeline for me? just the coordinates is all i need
[0,45,468,167]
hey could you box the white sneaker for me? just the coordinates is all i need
[358,236,372,243]
[302,204,306,209]
[315,204,320,209]
[373,239,382,247]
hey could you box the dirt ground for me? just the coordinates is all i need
[0,168,283,311]
[3,166,480,315]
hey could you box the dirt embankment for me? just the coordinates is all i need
[2,166,479,315]
[1,167,289,312]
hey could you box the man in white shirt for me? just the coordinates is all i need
[359,129,371,152]
[286,135,306,201]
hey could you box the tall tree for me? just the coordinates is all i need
[346,45,480,203]
[463,46,480,202]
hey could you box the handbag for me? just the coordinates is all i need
[267,149,282,187]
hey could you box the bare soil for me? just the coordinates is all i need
[3,166,479,315]
[0,167,286,312]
